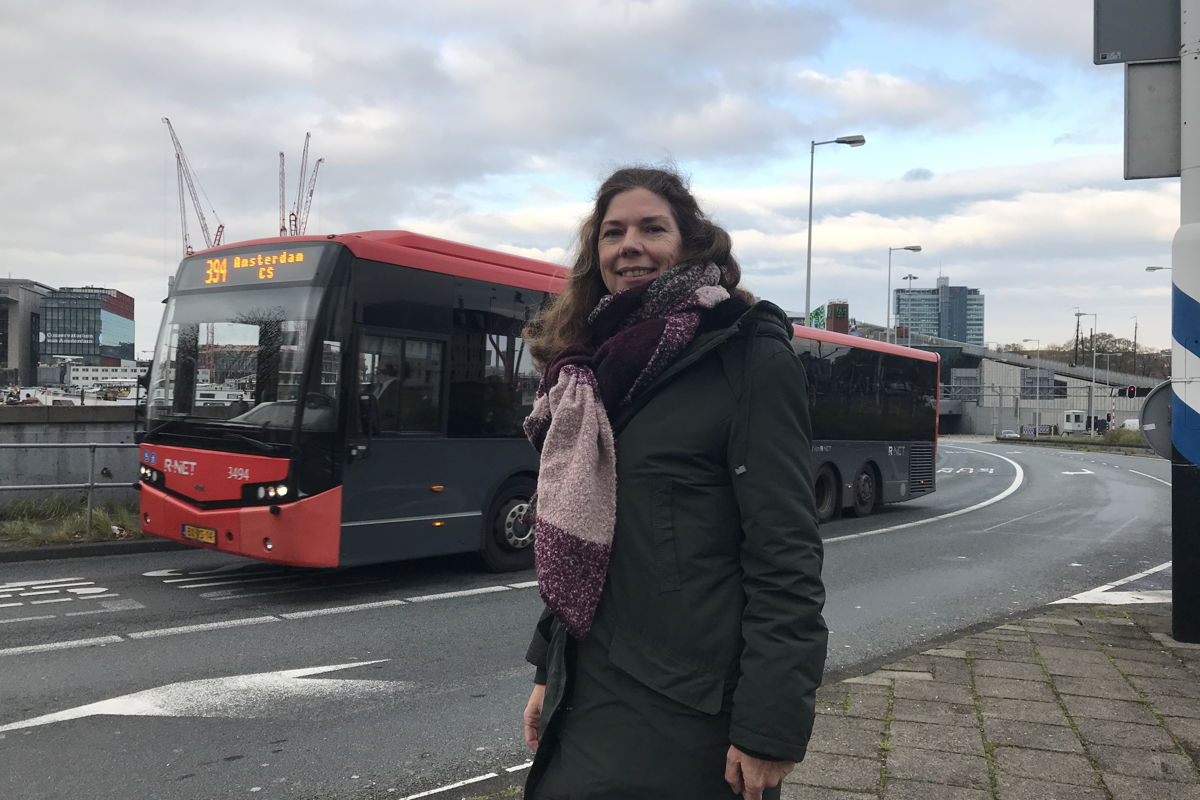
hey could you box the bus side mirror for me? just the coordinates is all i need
[359,392,380,437]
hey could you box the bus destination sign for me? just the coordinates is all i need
[176,244,329,291]
[203,250,307,285]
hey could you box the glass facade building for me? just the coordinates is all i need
[895,276,985,346]
[41,287,135,365]
[0,279,53,385]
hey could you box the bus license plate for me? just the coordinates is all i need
[181,524,217,545]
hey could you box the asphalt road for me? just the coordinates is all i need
[0,441,1172,799]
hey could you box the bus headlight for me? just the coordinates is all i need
[245,481,293,504]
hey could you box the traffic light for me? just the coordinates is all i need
[1127,386,1137,398]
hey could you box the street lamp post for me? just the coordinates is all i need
[886,245,921,343]
[901,273,919,344]
[1076,311,1099,436]
[1023,338,1040,437]
[805,134,866,323]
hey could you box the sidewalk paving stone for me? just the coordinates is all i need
[1051,675,1142,701]
[884,746,989,790]
[780,785,875,800]
[972,659,1048,682]
[1104,773,1200,800]
[975,675,1058,702]
[1127,674,1200,699]
[1057,694,1160,725]
[994,774,1108,800]
[1163,716,1200,757]
[992,745,1099,787]
[1073,716,1179,750]
[881,778,991,800]
[891,679,973,704]
[890,698,978,727]
[888,719,986,756]
[786,751,881,794]
[980,696,1072,726]
[982,717,1086,752]
[1087,743,1200,782]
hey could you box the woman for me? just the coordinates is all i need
[520,166,826,800]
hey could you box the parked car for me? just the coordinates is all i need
[999,430,1020,439]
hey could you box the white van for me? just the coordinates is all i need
[1120,418,1141,431]
[1062,410,1088,435]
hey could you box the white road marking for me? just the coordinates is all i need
[400,773,500,800]
[0,635,123,656]
[0,660,404,733]
[281,599,407,619]
[0,581,540,656]
[1053,561,1173,605]
[825,446,1024,545]
[405,586,511,602]
[505,761,533,772]
[126,616,279,639]
[0,615,56,624]
[1062,469,1094,475]
[1129,469,1172,487]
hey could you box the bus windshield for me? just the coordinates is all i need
[147,285,339,432]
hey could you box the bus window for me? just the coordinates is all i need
[449,278,546,437]
[359,334,444,433]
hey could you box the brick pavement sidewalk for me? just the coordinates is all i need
[783,603,1200,800]
[465,603,1199,800]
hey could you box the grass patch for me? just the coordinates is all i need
[0,493,145,548]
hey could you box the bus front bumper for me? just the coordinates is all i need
[139,484,343,568]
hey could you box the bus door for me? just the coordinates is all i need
[341,328,471,563]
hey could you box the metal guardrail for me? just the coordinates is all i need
[0,442,138,529]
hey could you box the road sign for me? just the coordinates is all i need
[1095,0,1181,64]
[1126,60,1182,178]
[1139,380,1173,458]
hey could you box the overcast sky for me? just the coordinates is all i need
[1,0,1177,355]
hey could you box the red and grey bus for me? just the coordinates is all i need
[139,231,560,570]
[793,327,940,521]
[139,230,938,569]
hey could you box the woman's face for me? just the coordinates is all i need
[597,188,683,294]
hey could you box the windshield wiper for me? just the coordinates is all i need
[220,430,287,455]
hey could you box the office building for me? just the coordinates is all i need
[895,276,985,346]
[41,286,135,365]
[0,278,54,386]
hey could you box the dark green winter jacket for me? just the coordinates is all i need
[527,298,828,762]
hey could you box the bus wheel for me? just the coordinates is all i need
[480,478,536,572]
[813,465,838,522]
[849,464,879,517]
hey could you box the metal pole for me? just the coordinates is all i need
[87,444,96,531]
[804,139,816,323]
[1090,324,1098,436]
[1172,0,1200,642]
[1035,343,1041,437]
[886,248,893,343]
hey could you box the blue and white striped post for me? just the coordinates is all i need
[1172,0,1200,642]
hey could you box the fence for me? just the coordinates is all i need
[0,442,138,529]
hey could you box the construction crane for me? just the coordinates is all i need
[162,117,224,254]
[280,132,324,236]
[278,152,287,237]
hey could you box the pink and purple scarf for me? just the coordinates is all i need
[523,262,729,638]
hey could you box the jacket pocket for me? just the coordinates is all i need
[607,628,725,715]
[652,480,681,592]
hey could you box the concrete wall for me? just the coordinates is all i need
[0,406,140,504]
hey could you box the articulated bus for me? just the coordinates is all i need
[792,328,939,521]
[139,230,937,569]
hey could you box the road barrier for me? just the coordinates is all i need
[0,442,137,529]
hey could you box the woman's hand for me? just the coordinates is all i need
[725,746,794,800]
[523,684,546,752]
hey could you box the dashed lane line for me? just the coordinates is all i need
[0,583,542,657]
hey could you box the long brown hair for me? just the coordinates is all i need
[524,166,753,367]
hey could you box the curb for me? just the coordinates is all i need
[0,538,190,563]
